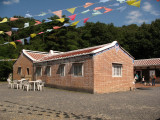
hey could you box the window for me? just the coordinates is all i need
[45,66,51,76]
[27,68,29,75]
[112,64,122,77]
[36,67,42,76]
[73,63,83,76]
[59,64,65,76]
[17,67,21,75]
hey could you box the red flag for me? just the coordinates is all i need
[83,18,89,23]
[68,14,76,21]
[53,26,61,29]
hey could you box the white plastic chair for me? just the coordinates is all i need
[37,82,45,91]
[23,81,31,91]
[12,80,20,89]
[7,79,13,88]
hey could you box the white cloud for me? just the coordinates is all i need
[126,11,148,24]
[2,0,20,5]
[142,2,160,16]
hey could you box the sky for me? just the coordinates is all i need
[0,0,160,27]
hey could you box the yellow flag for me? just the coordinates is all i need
[30,33,37,38]
[0,31,4,34]
[10,42,16,48]
[131,0,141,8]
[67,7,77,14]
[126,0,137,5]
[56,18,65,23]
[0,18,8,23]
[71,21,79,26]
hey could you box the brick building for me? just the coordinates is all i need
[13,49,49,81]
[134,58,160,83]
[13,41,134,93]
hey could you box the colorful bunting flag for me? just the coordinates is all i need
[117,0,126,3]
[46,29,53,32]
[16,40,22,43]
[81,9,90,14]
[0,18,7,23]
[37,12,47,16]
[5,31,12,36]
[52,10,62,18]
[56,18,65,23]
[53,26,61,29]
[104,7,112,13]
[126,0,137,5]
[24,22,29,28]
[94,7,104,10]
[0,31,4,34]
[68,14,77,21]
[130,0,141,8]
[30,33,36,38]
[92,10,102,16]
[71,21,79,26]
[63,23,70,27]
[10,42,16,48]
[11,28,19,32]
[99,0,110,3]
[26,37,31,44]
[67,7,77,14]
[35,21,42,25]
[20,39,25,45]
[83,18,89,23]
[83,2,94,8]
[45,19,52,23]
[38,32,44,34]
[10,17,19,21]
[4,42,9,44]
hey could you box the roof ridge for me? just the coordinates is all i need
[135,58,160,61]
[23,49,48,54]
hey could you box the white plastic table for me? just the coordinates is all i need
[29,81,39,91]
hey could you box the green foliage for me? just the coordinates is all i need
[0,16,160,81]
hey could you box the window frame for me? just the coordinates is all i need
[45,66,51,76]
[27,68,30,75]
[112,63,122,77]
[73,63,83,77]
[36,67,42,77]
[17,67,22,75]
[59,64,65,77]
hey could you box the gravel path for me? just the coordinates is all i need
[0,83,160,120]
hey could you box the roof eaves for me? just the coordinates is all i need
[22,49,37,61]
[91,41,117,54]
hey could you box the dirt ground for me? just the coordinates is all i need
[0,82,160,120]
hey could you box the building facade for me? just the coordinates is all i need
[134,58,160,83]
[33,41,134,93]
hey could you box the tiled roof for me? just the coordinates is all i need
[40,44,107,62]
[23,49,48,61]
[134,58,160,67]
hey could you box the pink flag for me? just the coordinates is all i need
[68,14,76,21]
[104,7,112,13]
[16,40,22,43]
[35,21,42,25]
[38,32,44,34]
[83,18,89,23]
[83,2,94,8]
[94,7,104,10]
[53,26,61,29]
[10,17,19,21]
[5,31,12,36]
[52,10,62,18]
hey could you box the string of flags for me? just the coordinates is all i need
[0,59,17,62]
[0,0,147,48]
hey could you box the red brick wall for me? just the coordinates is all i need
[93,47,134,93]
[35,55,94,93]
[13,53,33,81]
